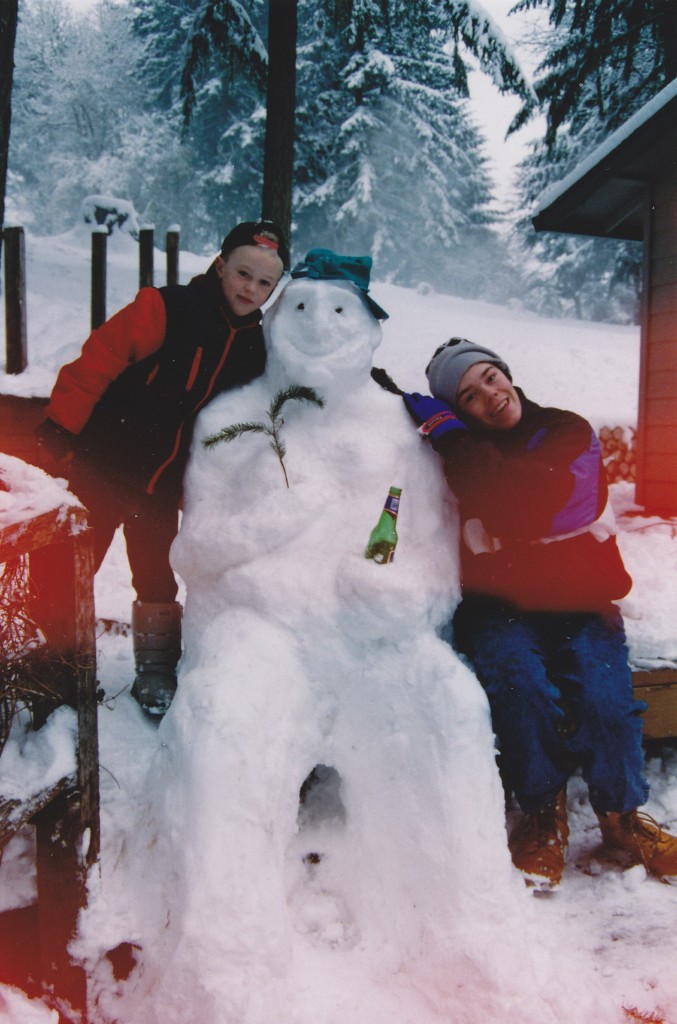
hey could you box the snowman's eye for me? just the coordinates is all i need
[296,302,305,310]
[334,306,343,313]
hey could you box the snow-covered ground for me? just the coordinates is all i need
[0,224,676,1024]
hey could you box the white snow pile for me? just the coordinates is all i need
[0,226,676,1024]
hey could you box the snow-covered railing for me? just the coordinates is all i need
[0,455,99,1016]
[2,219,180,373]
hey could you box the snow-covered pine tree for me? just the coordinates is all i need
[293,0,531,298]
[511,0,674,322]
[9,0,149,235]
[131,0,268,250]
[512,0,677,143]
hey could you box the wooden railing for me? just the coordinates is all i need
[2,223,181,373]
[0,459,99,1018]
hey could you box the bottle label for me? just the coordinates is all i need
[385,494,399,515]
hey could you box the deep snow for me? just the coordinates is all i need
[0,224,676,1024]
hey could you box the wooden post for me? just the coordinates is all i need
[3,225,27,374]
[34,789,88,1014]
[166,225,180,286]
[0,490,99,1018]
[139,225,154,289]
[22,506,100,864]
[91,225,107,330]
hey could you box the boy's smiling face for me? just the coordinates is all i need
[456,362,522,431]
[215,245,283,317]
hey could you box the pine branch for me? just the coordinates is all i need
[202,422,267,448]
[202,385,325,487]
[269,384,325,421]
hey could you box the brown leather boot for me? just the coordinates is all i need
[598,810,677,883]
[508,789,569,891]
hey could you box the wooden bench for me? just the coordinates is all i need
[632,667,677,740]
[0,459,99,1020]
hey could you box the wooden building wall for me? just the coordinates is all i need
[637,168,677,514]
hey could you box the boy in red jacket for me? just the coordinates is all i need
[37,220,288,716]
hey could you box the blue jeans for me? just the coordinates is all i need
[452,597,649,815]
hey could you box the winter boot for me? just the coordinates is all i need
[130,601,182,717]
[598,810,677,884]
[508,788,569,891]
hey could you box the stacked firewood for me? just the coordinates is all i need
[599,425,636,483]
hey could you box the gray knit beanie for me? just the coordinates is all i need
[425,337,511,409]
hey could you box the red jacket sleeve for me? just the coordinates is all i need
[46,288,167,434]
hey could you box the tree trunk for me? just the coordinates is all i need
[261,0,298,250]
[0,0,20,283]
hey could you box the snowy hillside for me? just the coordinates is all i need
[0,226,676,1024]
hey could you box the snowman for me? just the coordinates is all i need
[106,251,544,1024]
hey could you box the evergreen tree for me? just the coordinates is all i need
[511,0,670,322]
[294,0,531,297]
[9,0,147,232]
[9,0,533,292]
[512,0,677,142]
[131,0,268,249]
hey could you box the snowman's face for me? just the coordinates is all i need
[263,278,382,394]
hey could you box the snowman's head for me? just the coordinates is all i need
[263,251,386,397]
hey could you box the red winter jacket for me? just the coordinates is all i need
[47,287,167,434]
[44,268,266,497]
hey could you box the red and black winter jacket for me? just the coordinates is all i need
[43,267,266,500]
[436,391,632,612]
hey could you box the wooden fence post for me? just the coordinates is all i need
[2,225,27,375]
[139,225,154,289]
[166,225,180,286]
[91,226,107,330]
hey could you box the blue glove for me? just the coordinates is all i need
[402,393,467,442]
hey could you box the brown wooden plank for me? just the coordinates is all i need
[0,488,98,1017]
[635,683,677,740]
[636,478,677,514]
[33,788,87,1015]
[632,668,677,740]
[644,338,677,374]
[641,401,677,428]
[0,775,75,841]
[648,282,677,315]
[649,256,677,289]
[644,368,677,399]
[633,668,677,687]
[0,504,87,564]
[72,530,100,866]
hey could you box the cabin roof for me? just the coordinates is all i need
[532,79,677,241]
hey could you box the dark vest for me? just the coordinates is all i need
[77,271,266,498]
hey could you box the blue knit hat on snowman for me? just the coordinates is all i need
[291,248,389,321]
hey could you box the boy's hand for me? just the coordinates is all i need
[35,418,76,470]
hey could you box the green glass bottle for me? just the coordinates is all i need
[365,486,401,564]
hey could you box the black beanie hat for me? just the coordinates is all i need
[220,220,290,270]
